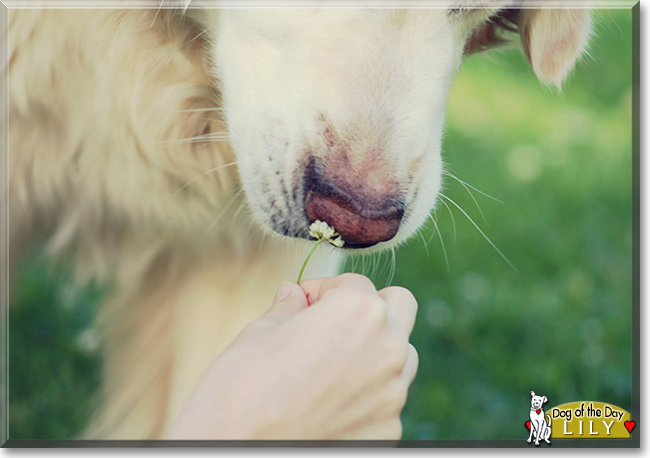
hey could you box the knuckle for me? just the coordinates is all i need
[386,419,403,440]
[349,293,387,324]
[386,285,416,302]
[385,380,409,412]
[361,294,386,315]
[408,345,420,376]
[337,272,374,289]
[404,291,419,316]
[382,331,408,371]
[410,343,419,365]
[388,286,418,314]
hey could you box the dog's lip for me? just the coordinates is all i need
[289,227,382,249]
[265,165,417,248]
[338,239,380,249]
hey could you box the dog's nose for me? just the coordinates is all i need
[304,169,404,248]
[304,190,403,247]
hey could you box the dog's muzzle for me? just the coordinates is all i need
[303,158,404,248]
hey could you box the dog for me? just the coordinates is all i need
[7,1,591,439]
[528,391,552,445]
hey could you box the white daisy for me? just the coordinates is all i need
[298,220,345,283]
[329,236,344,248]
[308,220,344,247]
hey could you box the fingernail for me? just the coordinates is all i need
[273,281,293,304]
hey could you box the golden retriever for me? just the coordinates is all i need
[7,1,590,439]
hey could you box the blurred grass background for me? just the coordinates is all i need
[9,8,633,441]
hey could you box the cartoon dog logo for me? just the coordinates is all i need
[527,391,552,445]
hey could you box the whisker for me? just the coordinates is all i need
[441,194,518,272]
[204,188,244,236]
[173,107,224,113]
[184,25,213,47]
[444,172,490,228]
[380,251,389,281]
[417,227,430,258]
[426,208,441,245]
[428,213,450,271]
[346,255,353,274]
[379,252,390,275]
[137,132,230,146]
[351,254,359,274]
[371,252,378,279]
[257,226,269,257]
[228,198,247,229]
[439,199,457,245]
[386,246,396,287]
[443,170,504,204]
[172,161,238,197]
[150,0,165,27]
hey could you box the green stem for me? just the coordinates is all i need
[297,238,325,284]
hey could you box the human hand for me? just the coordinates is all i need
[169,273,418,440]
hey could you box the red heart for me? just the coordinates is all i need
[624,421,635,433]
[536,409,541,414]
[525,421,531,430]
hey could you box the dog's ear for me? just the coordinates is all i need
[517,8,591,88]
[542,396,548,404]
[461,7,591,88]
[531,391,536,397]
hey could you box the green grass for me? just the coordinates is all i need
[9,8,633,441]
[9,249,103,440]
[351,8,633,440]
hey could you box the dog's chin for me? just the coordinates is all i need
[251,189,434,254]
[262,215,416,254]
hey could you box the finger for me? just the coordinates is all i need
[378,286,418,338]
[264,282,309,322]
[341,418,402,441]
[297,277,328,306]
[401,344,419,385]
[300,273,377,305]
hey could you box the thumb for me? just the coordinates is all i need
[264,281,309,322]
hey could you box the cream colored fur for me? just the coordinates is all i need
[7,3,590,440]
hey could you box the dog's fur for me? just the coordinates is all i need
[7,2,590,439]
[528,391,552,445]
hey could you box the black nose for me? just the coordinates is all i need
[304,167,404,248]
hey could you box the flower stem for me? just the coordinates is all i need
[297,238,325,284]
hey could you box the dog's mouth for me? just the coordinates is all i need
[235,112,439,251]
[299,157,406,249]
[254,154,412,250]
